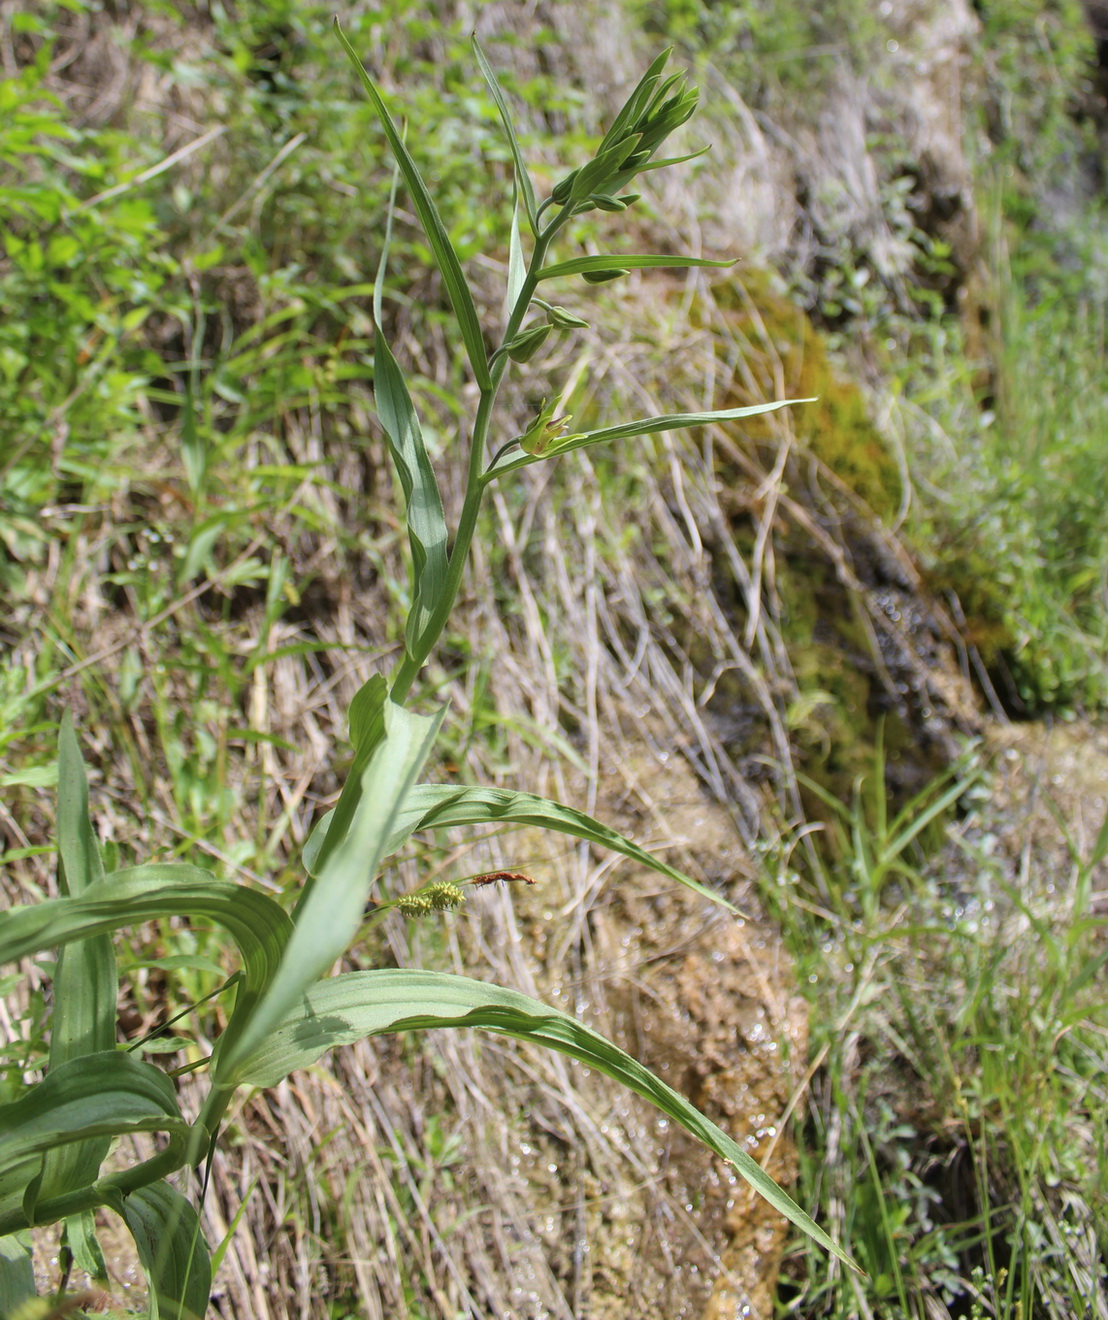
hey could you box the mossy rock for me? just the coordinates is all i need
[705,271,903,522]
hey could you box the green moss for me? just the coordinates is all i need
[706,272,903,520]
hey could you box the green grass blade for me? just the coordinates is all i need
[484,398,814,480]
[235,968,857,1271]
[472,36,538,234]
[335,21,491,389]
[537,253,734,281]
[218,700,444,1081]
[374,320,449,658]
[383,783,742,914]
[121,1181,211,1320]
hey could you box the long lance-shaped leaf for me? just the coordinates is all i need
[483,398,816,481]
[537,252,735,281]
[121,1180,211,1320]
[304,673,389,889]
[0,1053,192,1235]
[0,865,291,1078]
[472,36,538,236]
[303,782,743,916]
[335,21,491,389]
[375,323,449,658]
[235,968,858,1272]
[0,865,289,982]
[45,715,117,1215]
[216,699,444,1082]
[370,155,448,662]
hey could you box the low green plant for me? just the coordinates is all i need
[0,31,850,1316]
[769,742,1108,1317]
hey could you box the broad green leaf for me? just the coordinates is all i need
[235,968,856,1272]
[217,700,444,1081]
[302,673,388,883]
[0,1233,34,1312]
[0,865,289,990]
[121,1181,211,1320]
[537,253,734,281]
[0,864,290,1090]
[483,398,815,481]
[0,1053,191,1235]
[472,36,538,235]
[374,319,449,659]
[335,21,491,389]
[307,782,741,915]
[46,716,117,1207]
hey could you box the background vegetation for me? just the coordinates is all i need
[1,0,1106,1316]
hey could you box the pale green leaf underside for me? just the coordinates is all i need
[236,968,857,1272]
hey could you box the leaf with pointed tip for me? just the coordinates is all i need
[0,1053,192,1236]
[538,252,734,281]
[306,782,742,915]
[121,1180,211,1320]
[235,968,857,1272]
[218,700,444,1081]
[597,48,672,154]
[483,398,816,480]
[335,21,490,389]
[47,715,118,1206]
[473,36,538,235]
[374,319,449,658]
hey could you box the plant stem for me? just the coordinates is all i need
[389,217,567,704]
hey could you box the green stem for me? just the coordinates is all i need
[389,216,568,705]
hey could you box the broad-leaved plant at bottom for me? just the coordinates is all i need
[0,28,851,1317]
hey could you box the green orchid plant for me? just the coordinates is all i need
[0,28,841,1317]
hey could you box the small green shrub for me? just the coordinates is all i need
[0,33,855,1315]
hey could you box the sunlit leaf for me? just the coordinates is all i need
[483,398,815,480]
[335,21,491,389]
[218,700,444,1081]
[235,968,857,1271]
[472,36,538,234]
[537,252,734,281]
[307,782,742,914]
